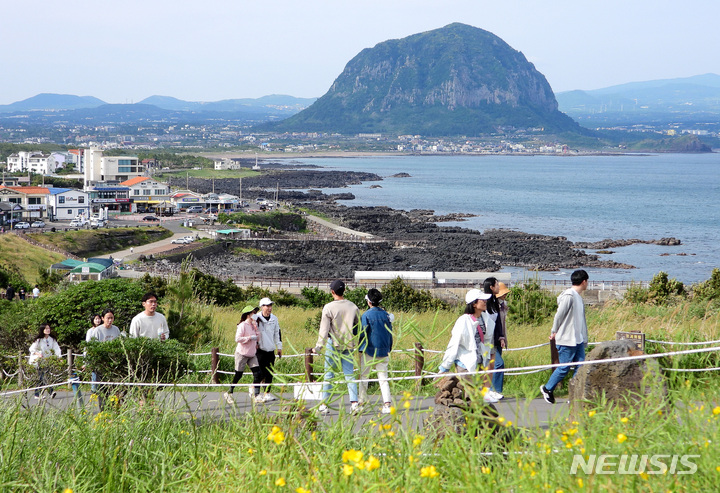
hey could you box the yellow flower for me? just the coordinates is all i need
[403,390,412,400]
[639,472,649,480]
[296,488,311,493]
[268,427,285,444]
[247,448,255,455]
[713,406,720,416]
[506,421,513,427]
[577,478,584,488]
[389,406,396,415]
[275,477,286,487]
[408,455,416,465]
[716,466,720,472]
[420,465,439,478]
[343,464,354,476]
[63,489,73,493]
[259,470,267,476]
[617,433,628,444]
[386,431,395,437]
[342,449,364,464]
[403,401,411,409]
[382,424,392,431]
[588,410,596,417]
[413,435,425,447]
[620,417,629,423]
[480,387,489,396]
[364,456,380,471]
[311,431,317,441]
[481,466,491,474]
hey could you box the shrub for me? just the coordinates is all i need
[507,279,558,325]
[693,268,720,302]
[381,277,449,312]
[83,337,189,384]
[0,300,35,352]
[301,287,333,308]
[163,261,213,348]
[647,271,685,304]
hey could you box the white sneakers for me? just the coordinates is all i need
[223,392,235,405]
[487,390,503,401]
[381,404,392,414]
[350,402,363,415]
[318,403,330,414]
[483,390,503,403]
[254,394,265,403]
[263,393,278,402]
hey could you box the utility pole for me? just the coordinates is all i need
[186,171,189,190]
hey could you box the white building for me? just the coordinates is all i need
[120,176,171,213]
[83,147,145,187]
[47,188,91,221]
[214,158,243,170]
[6,152,58,174]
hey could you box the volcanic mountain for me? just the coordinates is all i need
[273,23,580,135]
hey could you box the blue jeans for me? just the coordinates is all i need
[546,343,586,392]
[322,341,358,403]
[492,348,505,393]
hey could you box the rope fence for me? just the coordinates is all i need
[4,343,720,399]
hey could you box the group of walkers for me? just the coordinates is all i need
[3,284,40,301]
[28,291,169,406]
[26,269,590,412]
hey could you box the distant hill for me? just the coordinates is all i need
[139,94,316,114]
[0,93,107,113]
[271,23,581,136]
[557,74,720,126]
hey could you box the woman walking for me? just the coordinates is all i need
[438,289,498,403]
[224,305,263,405]
[358,288,394,414]
[29,323,62,399]
[483,277,505,401]
[86,309,124,410]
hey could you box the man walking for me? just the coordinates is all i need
[313,280,360,414]
[540,269,589,404]
[129,292,170,340]
[254,297,283,403]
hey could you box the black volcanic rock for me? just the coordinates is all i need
[274,23,580,135]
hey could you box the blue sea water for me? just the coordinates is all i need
[287,153,720,283]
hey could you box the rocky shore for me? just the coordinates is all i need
[151,168,682,280]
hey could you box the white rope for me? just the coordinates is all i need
[648,338,720,346]
[190,352,213,357]
[3,344,718,395]
[661,367,720,372]
[505,342,551,352]
[2,369,20,377]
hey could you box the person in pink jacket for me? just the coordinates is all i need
[224,305,263,405]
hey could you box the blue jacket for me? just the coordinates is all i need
[359,306,393,357]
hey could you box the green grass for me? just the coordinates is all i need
[0,234,66,284]
[2,299,720,491]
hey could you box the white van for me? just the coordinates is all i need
[186,206,204,213]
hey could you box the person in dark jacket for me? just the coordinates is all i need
[357,288,394,414]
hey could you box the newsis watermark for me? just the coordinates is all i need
[570,454,700,475]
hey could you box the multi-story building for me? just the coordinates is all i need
[0,185,50,220]
[6,152,58,174]
[120,176,171,213]
[47,188,91,221]
[88,186,131,215]
[83,147,145,187]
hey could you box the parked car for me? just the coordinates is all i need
[90,219,106,228]
[69,219,85,227]
[30,221,46,228]
[171,237,191,244]
[205,207,219,214]
[14,222,31,229]
[142,216,160,222]
[186,206,204,213]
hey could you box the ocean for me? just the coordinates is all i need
[287,153,720,284]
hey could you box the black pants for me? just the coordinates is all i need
[256,349,276,393]
[228,367,262,395]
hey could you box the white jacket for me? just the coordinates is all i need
[551,288,588,346]
[29,337,62,365]
[254,313,283,352]
[440,312,495,372]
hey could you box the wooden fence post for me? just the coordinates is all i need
[210,347,220,385]
[17,352,24,387]
[67,349,74,390]
[304,348,315,383]
[414,342,425,389]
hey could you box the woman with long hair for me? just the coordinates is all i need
[483,277,505,401]
[29,323,62,399]
[439,289,498,403]
[224,305,263,405]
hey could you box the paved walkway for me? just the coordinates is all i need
[10,388,568,430]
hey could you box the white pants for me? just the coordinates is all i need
[358,353,392,404]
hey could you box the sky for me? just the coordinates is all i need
[2,0,719,105]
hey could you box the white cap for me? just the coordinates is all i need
[259,297,273,306]
[465,289,492,304]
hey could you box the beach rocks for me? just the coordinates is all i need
[568,339,667,412]
[574,237,682,249]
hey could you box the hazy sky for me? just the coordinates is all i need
[2,0,719,104]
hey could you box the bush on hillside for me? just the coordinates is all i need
[381,277,449,312]
[507,279,558,325]
[0,300,34,352]
[301,287,333,308]
[624,271,686,305]
[692,268,720,302]
[163,260,213,348]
